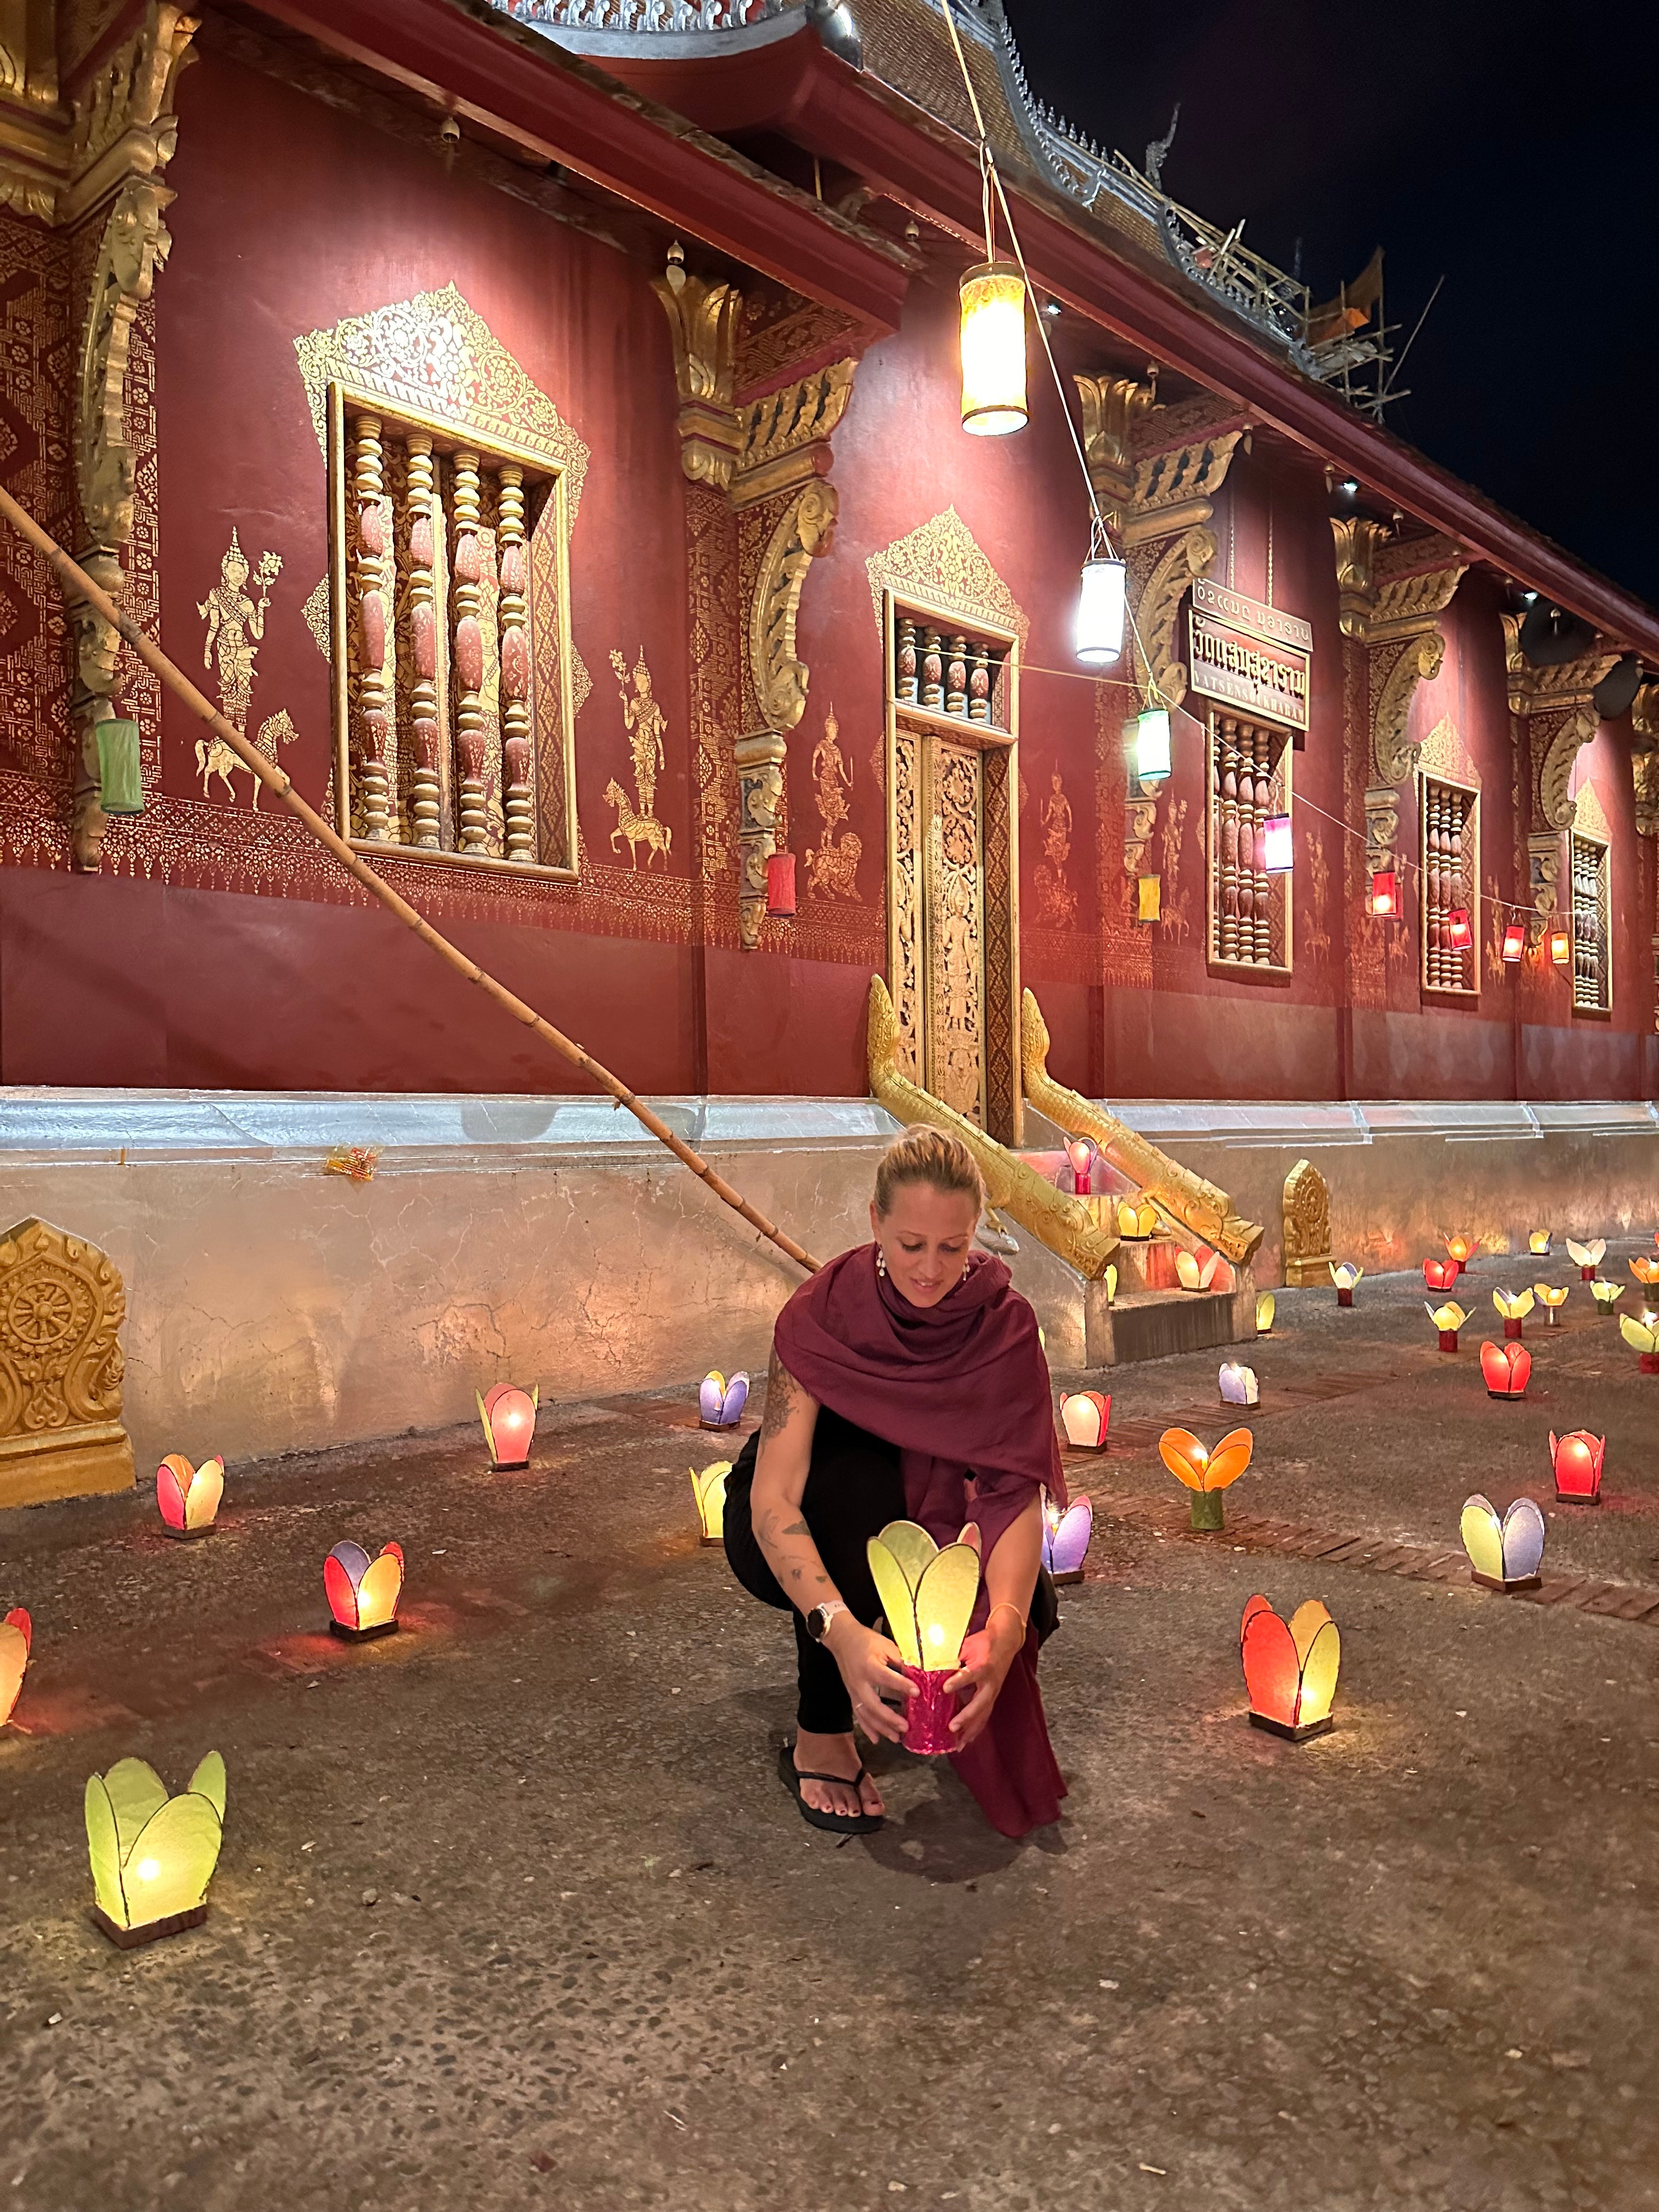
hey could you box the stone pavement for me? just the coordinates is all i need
[2,1248,1658,2211]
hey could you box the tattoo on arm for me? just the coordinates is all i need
[759,1347,799,1444]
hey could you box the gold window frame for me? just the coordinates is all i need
[1418,771,1480,999]
[327,378,579,881]
[1204,708,1293,978]
[1569,829,1612,1015]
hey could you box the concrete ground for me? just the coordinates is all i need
[3,1243,1658,2211]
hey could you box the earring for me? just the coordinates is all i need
[875,1247,887,1277]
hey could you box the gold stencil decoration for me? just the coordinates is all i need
[605,647,672,868]
[1571,778,1611,847]
[1418,714,1479,789]
[195,532,296,807]
[1034,768,1076,929]
[294,284,590,521]
[1159,794,1191,943]
[865,507,1028,646]
[301,575,330,658]
[806,704,861,900]
[0,1217,135,1510]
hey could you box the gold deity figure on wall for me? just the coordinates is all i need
[194,529,297,806]
[605,646,672,868]
[1034,766,1076,929]
[806,704,861,900]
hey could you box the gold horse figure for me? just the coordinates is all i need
[605,780,672,868]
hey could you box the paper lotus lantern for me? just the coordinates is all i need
[1535,1283,1569,1327]
[867,1520,980,1754]
[690,1460,730,1545]
[1480,1340,1530,1400]
[1042,1490,1093,1584]
[1117,1197,1158,1239]
[1218,1361,1259,1407]
[1255,1290,1276,1333]
[325,1540,404,1640]
[1492,1287,1534,1340]
[86,1751,225,1948]
[1330,1261,1362,1307]
[1460,1493,1545,1592]
[0,1607,30,1729]
[1589,1278,1623,1314]
[1159,1425,1252,1532]
[1240,1595,1340,1742]
[1617,1311,1659,1374]
[1103,1263,1118,1304]
[1064,1135,1099,1196]
[1176,1248,1220,1293]
[699,1370,750,1428]
[1567,1237,1606,1280]
[1425,1299,1469,1352]
[1059,1390,1110,1450]
[476,1384,538,1470]
[1630,1257,1659,1287]
[1528,1229,1553,1256]
[1424,1258,1460,1293]
[1444,1234,1474,1272]
[1550,1430,1605,1504]
[155,1454,223,1540]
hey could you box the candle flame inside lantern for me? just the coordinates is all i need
[476,1384,538,1469]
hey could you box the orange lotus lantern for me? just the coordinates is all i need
[477,1383,538,1470]
[1425,1299,1469,1352]
[1630,1256,1659,1288]
[1492,1287,1533,1341]
[1240,1595,1340,1742]
[1460,1494,1545,1592]
[1528,1229,1553,1256]
[1176,1248,1220,1292]
[1330,1261,1362,1307]
[1480,1340,1531,1400]
[1424,1258,1460,1293]
[1117,1197,1158,1239]
[155,1454,224,1541]
[85,1751,226,1949]
[325,1540,404,1640]
[1534,1283,1570,1327]
[1059,1391,1110,1450]
[1444,1234,1474,1274]
[690,1461,730,1545]
[1617,1311,1659,1373]
[1549,1430,1605,1504]
[0,1607,30,1729]
[1567,1237,1606,1281]
[1159,1425,1252,1532]
[1255,1291,1276,1333]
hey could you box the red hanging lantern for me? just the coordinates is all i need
[1502,921,1526,963]
[1446,907,1474,952]
[766,852,797,918]
[1369,870,1398,917]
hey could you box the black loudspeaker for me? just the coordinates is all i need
[1593,653,1643,721]
[1519,602,1596,668]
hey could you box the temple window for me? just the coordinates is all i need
[328,388,578,877]
[1419,773,1479,996]
[1205,710,1292,974]
[1570,830,1612,1012]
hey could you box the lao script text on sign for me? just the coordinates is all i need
[1188,577,1312,731]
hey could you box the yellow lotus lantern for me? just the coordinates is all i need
[1159,1426,1252,1532]
[1425,1299,1469,1352]
[1176,1248,1220,1292]
[1589,1278,1623,1314]
[1618,1312,1659,1374]
[1534,1283,1569,1327]
[85,1751,226,1948]
[1528,1229,1553,1256]
[867,1520,980,1754]
[1103,1263,1118,1304]
[690,1461,730,1545]
[156,1454,224,1541]
[1,1607,31,1729]
[1117,1197,1158,1239]
[1630,1257,1659,1288]
[1330,1261,1363,1307]
[1255,1291,1276,1334]
[1240,1595,1340,1742]
[1492,1287,1534,1341]
[1567,1237,1606,1281]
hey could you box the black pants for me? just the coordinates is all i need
[723,1412,1059,1736]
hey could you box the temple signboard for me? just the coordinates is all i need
[1188,578,1313,731]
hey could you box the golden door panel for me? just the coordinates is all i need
[890,730,924,1083]
[924,739,987,1124]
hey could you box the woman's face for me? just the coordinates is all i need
[870,1182,981,1309]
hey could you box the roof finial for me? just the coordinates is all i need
[1144,101,1180,191]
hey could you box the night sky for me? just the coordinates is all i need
[1005,0,1659,607]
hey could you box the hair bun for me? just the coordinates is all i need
[874,1123,985,1216]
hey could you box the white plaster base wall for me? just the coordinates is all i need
[1,1088,1655,1483]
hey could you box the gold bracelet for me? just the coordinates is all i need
[988,1601,1028,1638]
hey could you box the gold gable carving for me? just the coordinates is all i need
[1416,714,1477,788]
[1132,524,1217,708]
[865,506,1028,644]
[0,1216,135,1508]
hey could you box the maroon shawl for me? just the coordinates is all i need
[772,1243,1066,1838]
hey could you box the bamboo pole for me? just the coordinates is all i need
[0,483,821,1274]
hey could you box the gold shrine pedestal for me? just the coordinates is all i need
[0,1218,136,1509]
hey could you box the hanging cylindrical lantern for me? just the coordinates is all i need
[1370,870,1398,916]
[1446,907,1474,953]
[1502,921,1526,962]
[766,851,797,918]
[1549,924,1572,967]
[1126,708,1172,782]
[1262,815,1294,874]
[959,261,1027,436]
[1075,555,1126,667]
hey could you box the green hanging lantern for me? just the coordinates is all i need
[95,719,143,815]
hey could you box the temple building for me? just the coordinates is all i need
[1,0,1656,1475]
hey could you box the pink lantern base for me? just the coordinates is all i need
[900,1665,958,1756]
[1504,1317,1524,1341]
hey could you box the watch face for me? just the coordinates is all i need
[808,1605,830,1641]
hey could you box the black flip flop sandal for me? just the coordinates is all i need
[777,1740,883,1835]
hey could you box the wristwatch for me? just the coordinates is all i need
[805,1600,848,1643]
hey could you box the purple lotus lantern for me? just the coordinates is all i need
[698,1369,750,1429]
[1042,1491,1092,1586]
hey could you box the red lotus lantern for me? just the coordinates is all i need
[1064,1135,1099,1197]
[1424,1259,1460,1293]
[1549,1430,1605,1504]
[325,1541,405,1640]
[1059,1391,1110,1450]
[1240,1595,1340,1742]
[1480,1340,1531,1401]
[1502,921,1526,963]
[477,1384,538,1470]
[1369,869,1398,917]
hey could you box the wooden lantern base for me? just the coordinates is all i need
[1553,1487,1601,1506]
[698,1532,723,1548]
[487,1458,532,1473]
[157,1520,216,1542]
[330,1617,399,1642]
[1249,1711,1333,1744]
[92,1903,207,1950]
[1048,1568,1084,1588]
[1470,1570,1542,1593]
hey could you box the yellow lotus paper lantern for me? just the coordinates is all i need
[1567,1237,1606,1280]
[1460,1494,1545,1593]
[1630,1257,1659,1287]
[1,1607,31,1729]
[1117,1197,1158,1239]
[156,1454,224,1541]
[1534,1283,1569,1327]
[1425,1299,1469,1352]
[85,1751,226,1948]
[1618,1312,1659,1374]
[1159,1425,1252,1532]
[690,1461,730,1545]
[1176,1248,1220,1292]
[1528,1229,1553,1256]
[1103,1263,1118,1304]
[1330,1261,1363,1307]
[1240,1595,1340,1742]
[867,1520,980,1754]
[1589,1278,1623,1314]
[1492,1287,1533,1340]
[1255,1291,1276,1334]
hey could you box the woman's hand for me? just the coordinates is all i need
[825,1616,916,1744]
[944,1616,1024,1750]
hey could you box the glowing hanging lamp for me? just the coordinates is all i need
[1370,870,1398,917]
[1127,707,1172,782]
[959,260,1027,436]
[1075,551,1127,667]
[1261,815,1294,873]
[1503,921,1527,962]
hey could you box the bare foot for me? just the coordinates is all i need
[793,1729,885,1821]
